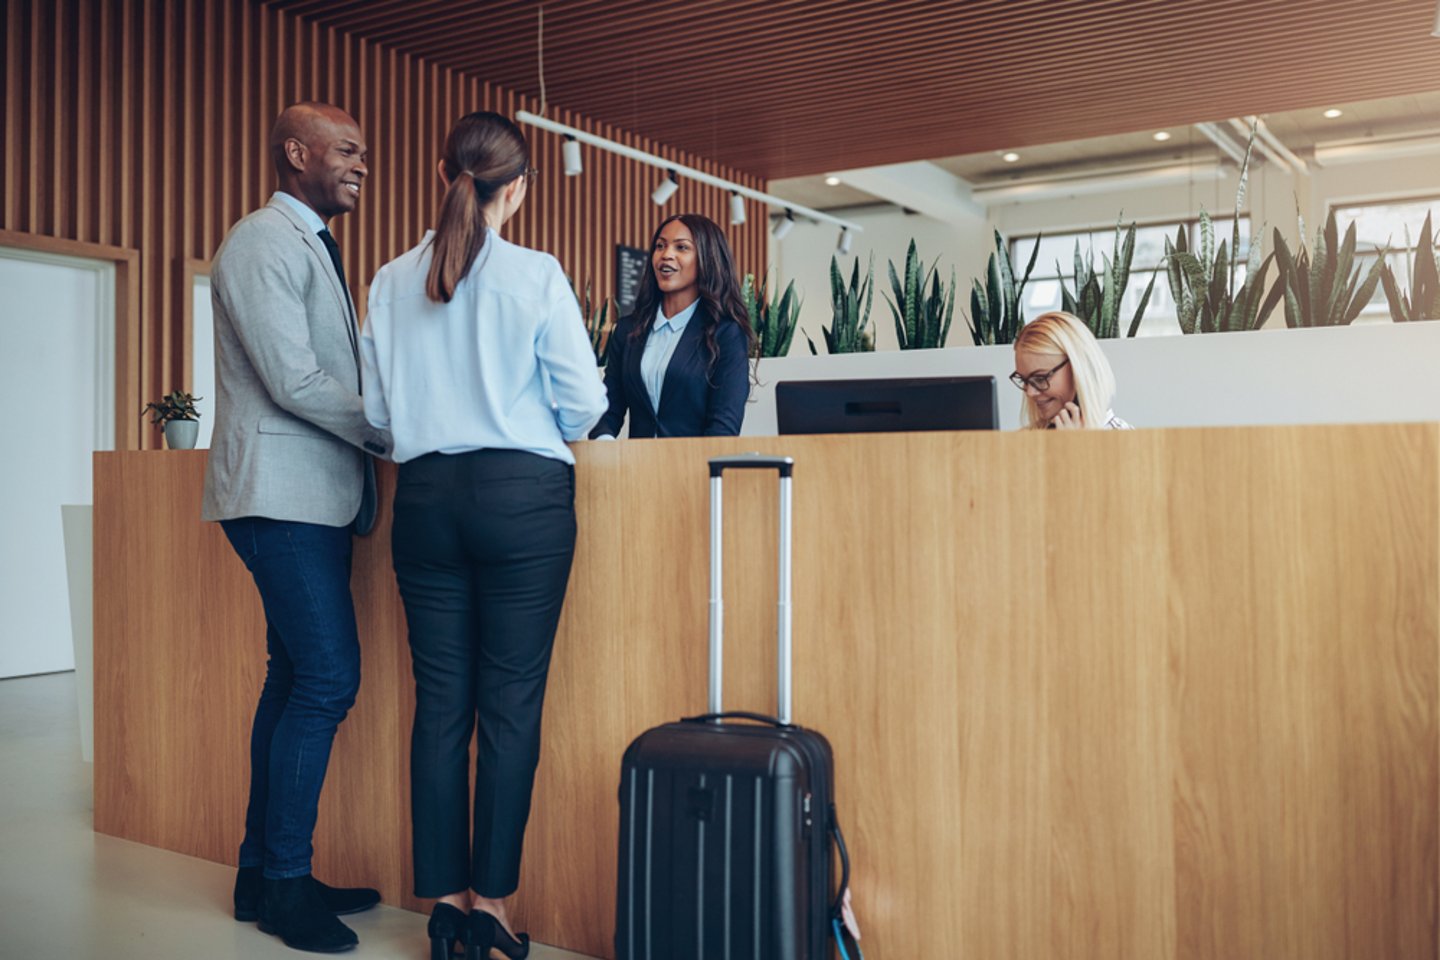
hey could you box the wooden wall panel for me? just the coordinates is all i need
[94,425,1440,958]
[0,0,769,450]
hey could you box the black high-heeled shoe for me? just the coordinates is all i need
[467,909,530,960]
[428,902,467,960]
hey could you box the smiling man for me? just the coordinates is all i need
[202,102,392,954]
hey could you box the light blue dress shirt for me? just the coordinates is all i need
[272,191,327,234]
[360,228,608,465]
[640,298,700,414]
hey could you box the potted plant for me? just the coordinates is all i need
[1165,128,1282,335]
[1057,219,1156,338]
[1379,211,1440,322]
[966,230,1040,346]
[885,239,956,350]
[807,253,876,354]
[142,391,202,449]
[1271,209,1387,327]
[570,276,613,367]
[742,273,803,358]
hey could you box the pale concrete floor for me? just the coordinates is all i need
[0,672,596,960]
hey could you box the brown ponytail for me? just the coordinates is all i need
[425,111,531,304]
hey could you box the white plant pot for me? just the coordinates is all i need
[164,419,199,450]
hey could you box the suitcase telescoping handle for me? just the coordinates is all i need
[707,454,795,724]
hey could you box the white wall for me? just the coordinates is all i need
[742,322,1440,436]
[0,248,114,678]
[192,274,215,449]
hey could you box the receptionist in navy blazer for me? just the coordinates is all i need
[590,213,756,439]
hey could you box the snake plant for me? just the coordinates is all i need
[885,239,956,350]
[1271,209,1387,327]
[1165,127,1281,335]
[807,253,876,354]
[1166,213,1282,335]
[570,276,612,365]
[966,229,1039,346]
[1379,212,1440,322]
[742,273,803,358]
[1057,220,1156,338]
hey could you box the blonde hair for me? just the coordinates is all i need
[1013,311,1116,429]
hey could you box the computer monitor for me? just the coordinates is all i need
[775,376,998,435]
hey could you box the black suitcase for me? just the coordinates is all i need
[615,454,858,960]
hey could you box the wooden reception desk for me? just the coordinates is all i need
[94,426,1438,959]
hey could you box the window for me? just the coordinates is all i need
[1011,217,1251,337]
[1332,196,1440,323]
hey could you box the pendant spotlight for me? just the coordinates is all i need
[836,227,853,255]
[562,135,583,176]
[651,170,680,206]
[729,191,747,226]
[772,209,796,240]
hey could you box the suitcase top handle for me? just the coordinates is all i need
[709,454,794,478]
[708,454,794,724]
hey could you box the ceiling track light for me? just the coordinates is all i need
[772,209,796,240]
[562,135,582,176]
[515,110,863,235]
[729,190,746,226]
[651,170,680,206]
[836,228,853,255]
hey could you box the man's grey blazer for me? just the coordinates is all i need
[202,196,391,531]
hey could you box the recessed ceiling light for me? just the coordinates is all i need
[1001,152,1020,163]
[1323,108,1344,119]
[824,176,841,186]
[1152,131,1172,142]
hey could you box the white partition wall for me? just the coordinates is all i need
[0,248,114,678]
[744,322,1440,436]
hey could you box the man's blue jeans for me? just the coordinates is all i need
[221,517,360,879]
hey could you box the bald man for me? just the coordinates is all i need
[203,102,391,954]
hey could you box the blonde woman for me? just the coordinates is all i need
[1010,311,1132,430]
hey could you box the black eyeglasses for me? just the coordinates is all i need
[1009,358,1069,392]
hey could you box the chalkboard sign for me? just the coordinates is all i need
[615,244,648,319]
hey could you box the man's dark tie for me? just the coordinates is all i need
[316,227,360,368]
[317,227,377,534]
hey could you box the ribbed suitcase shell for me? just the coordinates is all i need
[616,718,835,960]
[615,455,839,960]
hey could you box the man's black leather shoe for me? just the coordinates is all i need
[235,866,381,921]
[256,874,359,953]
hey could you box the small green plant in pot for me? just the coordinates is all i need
[1379,211,1440,322]
[1271,209,1388,328]
[742,273,803,358]
[885,239,956,350]
[966,229,1039,346]
[142,391,202,450]
[807,253,875,354]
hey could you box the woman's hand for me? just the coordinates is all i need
[1050,401,1084,429]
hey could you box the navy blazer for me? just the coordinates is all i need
[589,305,749,438]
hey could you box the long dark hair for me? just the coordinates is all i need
[425,111,530,304]
[629,213,757,378]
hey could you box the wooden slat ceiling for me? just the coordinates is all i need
[262,0,1440,180]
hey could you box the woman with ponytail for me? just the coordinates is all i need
[590,212,756,438]
[360,111,606,960]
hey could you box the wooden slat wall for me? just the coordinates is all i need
[0,0,769,450]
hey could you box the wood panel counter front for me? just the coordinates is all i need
[94,426,1439,959]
